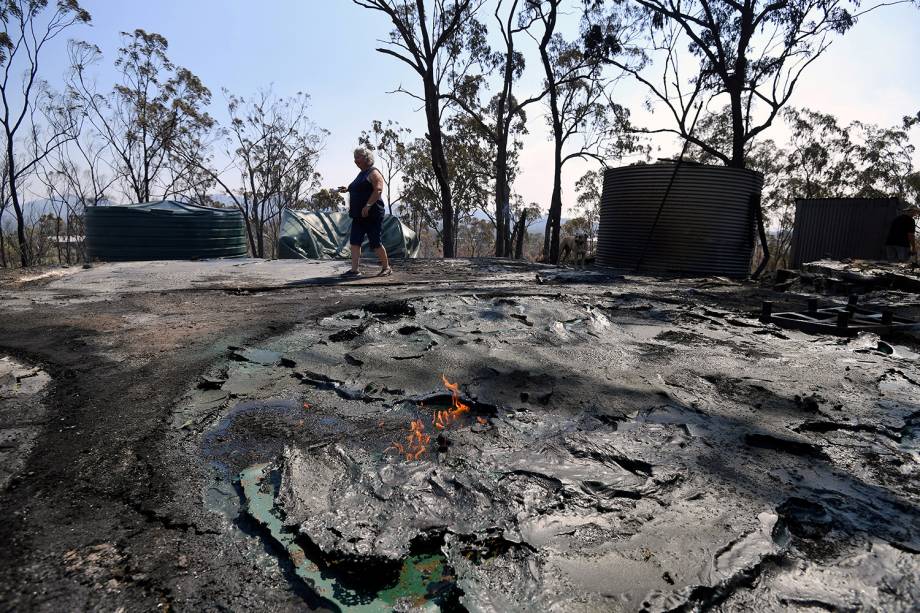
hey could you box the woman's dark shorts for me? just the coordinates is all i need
[350,216,383,249]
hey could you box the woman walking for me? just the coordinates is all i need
[337,146,391,277]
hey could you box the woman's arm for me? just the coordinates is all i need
[367,169,384,205]
[361,169,385,217]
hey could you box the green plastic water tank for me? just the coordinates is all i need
[85,201,248,261]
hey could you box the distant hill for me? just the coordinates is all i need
[459,208,568,236]
[526,217,569,236]
[1,198,61,229]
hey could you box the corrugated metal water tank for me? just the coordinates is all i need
[597,163,763,277]
[86,201,248,261]
[790,198,902,268]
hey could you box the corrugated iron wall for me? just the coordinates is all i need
[596,163,763,277]
[790,198,902,268]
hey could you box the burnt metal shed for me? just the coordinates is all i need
[790,197,902,268]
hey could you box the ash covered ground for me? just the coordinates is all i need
[0,258,918,611]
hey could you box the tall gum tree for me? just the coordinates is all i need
[0,0,91,266]
[400,113,494,251]
[529,0,638,263]
[447,0,547,257]
[586,0,914,167]
[353,0,488,258]
[111,30,210,203]
[68,31,214,205]
[177,89,328,258]
[685,106,920,266]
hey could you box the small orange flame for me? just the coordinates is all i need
[387,375,473,462]
[476,416,488,425]
[388,419,431,461]
[434,375,470,430]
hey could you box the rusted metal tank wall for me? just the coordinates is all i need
[790,198,902,268]
[596,163,764,277]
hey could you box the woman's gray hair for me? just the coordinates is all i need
[354,146,375,165]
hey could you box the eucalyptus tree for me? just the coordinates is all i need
[527,0,640,262]
[781,108,854,199]
[0,0,91,266]
[849,114,919,203]
[309,188,345,212]
[57,45,119,210]
[461,217,495,256]
[510,198,541,258]
[573,169,601,243]
[0,152,13,267]
[69,31,214,205]
[685,106,920,267]
[353,0,489,257]
[586,0,909,168]
[180,89,328,257]
[445,0,549,257]
[401,115,494,248]
[35,102,115,264]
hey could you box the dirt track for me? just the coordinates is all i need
[0,259,917,611]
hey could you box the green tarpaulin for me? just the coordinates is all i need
[277,209,420,260]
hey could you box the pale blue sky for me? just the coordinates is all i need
[34,0,920,214]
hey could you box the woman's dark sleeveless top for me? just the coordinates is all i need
[348,167,385,219]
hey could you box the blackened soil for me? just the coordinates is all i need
[0,264,917,611]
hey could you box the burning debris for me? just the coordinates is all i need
[386,375,476,461]
[433,375,470,431]
[184,291,920,611]
[388,418,431,461]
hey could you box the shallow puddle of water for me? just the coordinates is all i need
[239,463,457,612]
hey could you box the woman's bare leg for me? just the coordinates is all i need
[374,246,390,270]
[350,244,361,272]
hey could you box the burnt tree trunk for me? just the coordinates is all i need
[243,207,258,257]
[513,209,527,259]
[55,216,63,264]
[424,77,455,258]
[5,137,29,267]
[728,84,746,169]
[538,2,563,264]
[726,23,770,274]
[9,189,27,268]
[492,5,519,259]
[494,137,512,257]
[544,137,564,264]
